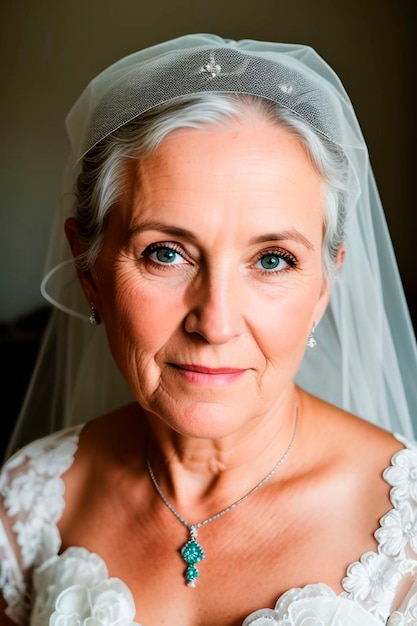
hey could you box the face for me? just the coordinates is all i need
[77,116,331,440]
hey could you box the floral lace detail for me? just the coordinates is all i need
[31,547,141,626]
[0,427,81,624]
[342,551,402,618]
[242,583,381,625]
[383,439,417,504]
[341,439,417,623]
[4,431,80,567]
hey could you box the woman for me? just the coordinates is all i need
[1,34,417,626]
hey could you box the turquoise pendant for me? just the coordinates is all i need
[180,527,205,587]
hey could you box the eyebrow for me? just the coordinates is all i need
[248,231,314,250]
[129,221,197,241]
[129,221,314,250]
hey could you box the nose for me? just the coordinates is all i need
[184,268,245,344]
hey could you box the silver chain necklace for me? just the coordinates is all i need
[146,407,299,587]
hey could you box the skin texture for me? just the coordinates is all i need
[57,115,402,626]
[70,116,330,451]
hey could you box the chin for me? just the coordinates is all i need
[151,401,253,441]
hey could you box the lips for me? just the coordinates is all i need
[172,364,244,374]
[169,363,245,386]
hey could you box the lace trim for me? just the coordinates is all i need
[340,437,417,621]
[31,547,141,626]
[243,583,382,625]
[0,426,82,624]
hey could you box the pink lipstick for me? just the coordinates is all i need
[170,364,245,387]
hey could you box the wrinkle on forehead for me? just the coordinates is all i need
[115,118,325,250]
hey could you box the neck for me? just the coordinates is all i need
[144,387,299,519]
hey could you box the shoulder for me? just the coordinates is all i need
[66,402,147,471]
[0,426,83,564]
[1,403,142,504]
[1,425,83,526]
[297,391,415,527]
[298,392,417,618]
[341,435,417,620]
[2,425,82,478]
[300,389,410,463]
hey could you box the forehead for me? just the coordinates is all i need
[118,117,325,237]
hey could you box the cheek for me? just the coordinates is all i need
[249,281,321,361]
[99,268,186,358]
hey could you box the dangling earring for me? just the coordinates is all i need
[89,303,100,326]
[307,324,316,348]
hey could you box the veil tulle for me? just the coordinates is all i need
[6,34,417,458]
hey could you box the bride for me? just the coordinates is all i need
[1,34,416,626]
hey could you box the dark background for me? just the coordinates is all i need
[1,0,416,458]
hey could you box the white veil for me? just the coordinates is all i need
[6,34,417,458]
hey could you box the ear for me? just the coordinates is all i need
[65,217,98,306]
[335,243,346,272]
[312,243,346,326]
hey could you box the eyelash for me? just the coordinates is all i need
[140,242,298,274]
[140,241,190,266]
[254,248,298,275]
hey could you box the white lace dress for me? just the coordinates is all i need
[1,427,417,626]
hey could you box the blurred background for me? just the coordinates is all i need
[1,0,416,455]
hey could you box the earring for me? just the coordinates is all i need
[307,324,316,348]
[89,304,100,326]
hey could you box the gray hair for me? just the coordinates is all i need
[74,93,349,276]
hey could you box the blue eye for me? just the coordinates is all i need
[141,242,187,266]
[255,250,297,273]
[154,248,181,264]
[259,254,284,270]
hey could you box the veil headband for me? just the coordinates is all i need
[6,34,417,457]
[67,37,356,161]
